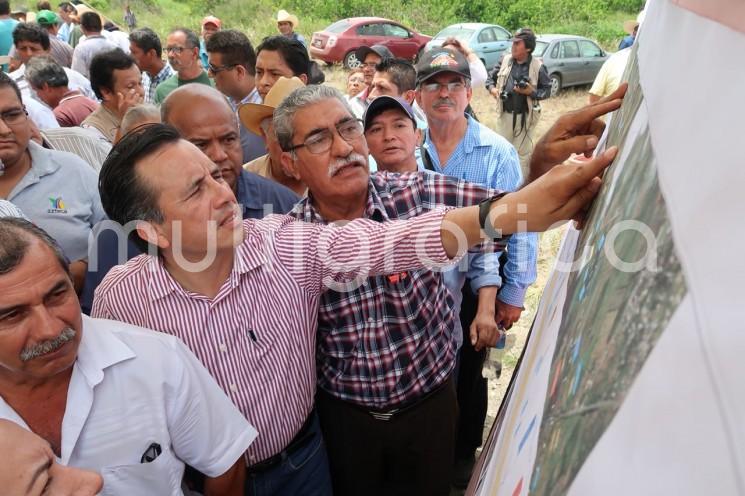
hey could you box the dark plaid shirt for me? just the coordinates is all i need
[290,171,501,408]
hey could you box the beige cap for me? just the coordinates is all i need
[238,76,305,136]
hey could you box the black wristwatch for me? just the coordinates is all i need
[478,192,509,240]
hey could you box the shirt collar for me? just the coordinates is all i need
[422,114,480,164]
[295,176,388,224]
[145,219,268,302]
[27,140,63,177]
[154,63,173,82]
[75,315,137,386]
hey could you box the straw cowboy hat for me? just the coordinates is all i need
[238,76,305,136]
[623,19,640,34]
[276,10,299,29]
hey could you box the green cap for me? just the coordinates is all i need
[36,10,60,26]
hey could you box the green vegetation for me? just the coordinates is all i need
[94,0,644,49]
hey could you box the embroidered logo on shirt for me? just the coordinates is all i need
[47,197,68,214]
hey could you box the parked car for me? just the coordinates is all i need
[534,34,609,96]
[310,17,431,68]
[425,23,512,70]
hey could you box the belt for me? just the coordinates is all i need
[350,377,453,422]
[247,409,316,475]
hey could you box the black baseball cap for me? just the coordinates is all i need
[415,48,470,86]
[363,96,416,131]
[355,45,394,64]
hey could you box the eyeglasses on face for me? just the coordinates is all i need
[421,81,468,93]
[166,46,187,54]
[287,118,364,155]
[0,107,28,126]
[207,63,238,75]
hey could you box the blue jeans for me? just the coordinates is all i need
[245,412,333,496]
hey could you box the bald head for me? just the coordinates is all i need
[161,83,237,129]
[161,84,244,192]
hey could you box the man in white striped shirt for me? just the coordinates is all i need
[90,97,617,494]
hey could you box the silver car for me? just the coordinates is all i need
[534,34,609,96]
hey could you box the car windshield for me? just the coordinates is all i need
[326,20,352,34]
[434,26,475,42]
[533,41,549,57]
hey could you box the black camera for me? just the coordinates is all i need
[515,77,530,89]
[500,90,509,101]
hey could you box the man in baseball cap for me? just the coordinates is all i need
[34,9,73,67]
[362,95,420,174]
[199,15,220,69]
[348,44,395,117]
[355,44,393,84]
[416,45,537,489]
[414,47,471,86]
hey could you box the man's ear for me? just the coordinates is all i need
[414,128,423,147]
[280,151,301,180]
[414,89,422,107]
[99,86,115,103]
[403,89,416,105]
[298,73,308,85]
[466,85,473,104]
[136,220,170,250]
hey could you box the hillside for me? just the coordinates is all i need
[92,0,644,49]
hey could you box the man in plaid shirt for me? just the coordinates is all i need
[129,28,174,104]
[281,85,507,495]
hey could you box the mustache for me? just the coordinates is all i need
[328,153,367,177]
[20,327,76,362]
[434,98,455,107]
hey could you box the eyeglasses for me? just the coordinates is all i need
[207,63,237,75]
[361,62,378,69]
[166,46,187,54]
[287,119,364,155]
[421,81,468,93]
[0,107,28,126]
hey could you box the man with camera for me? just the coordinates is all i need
[486,28,551,178]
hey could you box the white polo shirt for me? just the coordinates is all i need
[0,316,258,495]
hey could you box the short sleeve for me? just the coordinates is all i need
[166,340,258,477]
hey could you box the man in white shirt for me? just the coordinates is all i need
[0,217,257,495]
[71,11,116,79]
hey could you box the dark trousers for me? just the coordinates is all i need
[455,283,489,460]
[316,379,458,496]
[244,411,333,496]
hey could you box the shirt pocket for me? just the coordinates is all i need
[100,449,179,496]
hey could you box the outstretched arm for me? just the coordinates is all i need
[441,146,619,258]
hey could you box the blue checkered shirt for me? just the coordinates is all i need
[142,63,175,104]
[421,114,538,307]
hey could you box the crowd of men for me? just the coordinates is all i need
[0,2,629,495]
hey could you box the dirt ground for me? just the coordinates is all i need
[321,66,591,493]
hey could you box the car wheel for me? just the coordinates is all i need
[549,73,562,97]
[343,51,361,69]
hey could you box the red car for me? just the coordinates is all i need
[310,17,432,68]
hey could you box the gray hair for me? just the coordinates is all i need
[0,217,70,276]
[120,104,161,136]
[273,85,354,151]
[24,55,68,90]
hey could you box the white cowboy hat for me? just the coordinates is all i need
[276,9,299,29]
